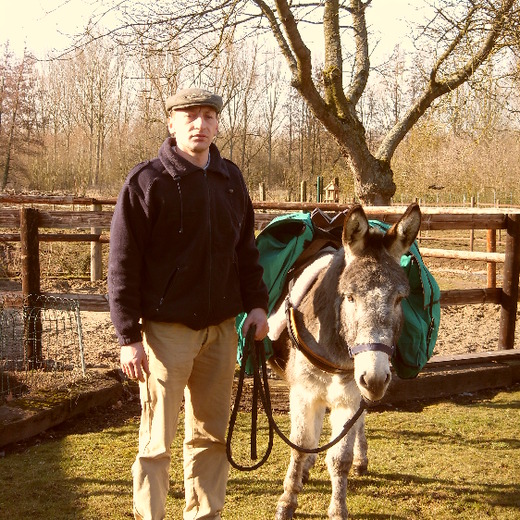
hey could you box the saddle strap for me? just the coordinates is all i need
[285,296,394,369]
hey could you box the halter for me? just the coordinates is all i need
[348,342,395,358]
[285,297,395,374]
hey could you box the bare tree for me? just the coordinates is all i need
[217,42,246,163]
[71,41,120,187]
[6,0,516,200]
[89,0,516,204]
[247,0,518,204]
[261,51,286,183]
[212,40,262,171]
[0,46,37,190]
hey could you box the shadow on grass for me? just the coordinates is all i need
[368,425,520,450]
[0,390,140,518]
[2,383,519,519]
[256,465,520,519]
[349,470,520,511]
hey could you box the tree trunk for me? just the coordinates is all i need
[344,146,396,206]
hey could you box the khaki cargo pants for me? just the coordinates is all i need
[132,318,238,520]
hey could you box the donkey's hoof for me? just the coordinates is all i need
[275,505,295,520]
[352,463,368,476]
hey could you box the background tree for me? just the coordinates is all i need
[1,0,519,204]
[75,0,518,204]
[0,46,39,189]
[260,51,285,184]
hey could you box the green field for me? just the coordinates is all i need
[1,385,519,519]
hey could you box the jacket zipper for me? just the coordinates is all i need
[204,170,212,320]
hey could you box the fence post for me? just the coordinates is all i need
[20,207,42,368]
[498,213,520,349]
[316,176,323,203]
[90,203,102,281]
[259,183,266,201]
[469,196,475,251]
[487,229,496,289]
[300,181,307,202]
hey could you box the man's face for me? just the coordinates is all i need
[168,105,219,157]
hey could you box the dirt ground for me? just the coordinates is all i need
[48,259,520,371]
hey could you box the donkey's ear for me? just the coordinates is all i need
[342,204,370,257]
[384,203,421,260]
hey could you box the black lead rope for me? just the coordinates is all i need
[226,326,274,471]
[226,326,367,471]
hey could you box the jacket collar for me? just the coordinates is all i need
[158,137,230,180]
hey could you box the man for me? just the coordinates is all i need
[108,87,269,520]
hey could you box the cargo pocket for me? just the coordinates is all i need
[138,373,154,454]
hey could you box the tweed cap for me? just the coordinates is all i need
[166,88,223,113]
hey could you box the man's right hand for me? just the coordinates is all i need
[120,342,150,383]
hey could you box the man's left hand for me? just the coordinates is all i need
[242,307,269,340]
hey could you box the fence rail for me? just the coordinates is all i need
[0,197,519,352]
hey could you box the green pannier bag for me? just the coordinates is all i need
[236,213,314,373]
[237,213,441,379]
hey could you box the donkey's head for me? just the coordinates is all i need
[338,203,421,402]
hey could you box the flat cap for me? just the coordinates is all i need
[166,88,223,113]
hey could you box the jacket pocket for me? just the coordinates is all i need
[155,267,180,313]
[218,255,242,307]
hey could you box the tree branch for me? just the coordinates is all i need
[250,0,298,77]
[377,0,515,163]
[323,0,346,116]
[269,0,313,86]
[344,0,370,108]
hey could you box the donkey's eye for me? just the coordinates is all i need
[347,294,354,303]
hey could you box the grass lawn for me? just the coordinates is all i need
[0,385,519,519]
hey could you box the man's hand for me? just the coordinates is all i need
[242,307,269,341]
[120,342,150,383]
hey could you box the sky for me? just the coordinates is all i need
[0,0,114,58]
[0,0,424,60]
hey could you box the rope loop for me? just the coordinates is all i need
[226,326,274,471]
[226,325,367,471]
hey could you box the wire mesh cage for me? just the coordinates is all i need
[0,294,85,403]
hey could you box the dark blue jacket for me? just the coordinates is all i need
[108,137,268,345]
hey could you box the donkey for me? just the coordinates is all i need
[267,203,421,520]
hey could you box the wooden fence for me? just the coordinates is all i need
[0,195,519,351]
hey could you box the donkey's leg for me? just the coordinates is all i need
[352,411,368,476]
[275,388,324,520]
[325,405,361,520]
[302,405,325,485]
